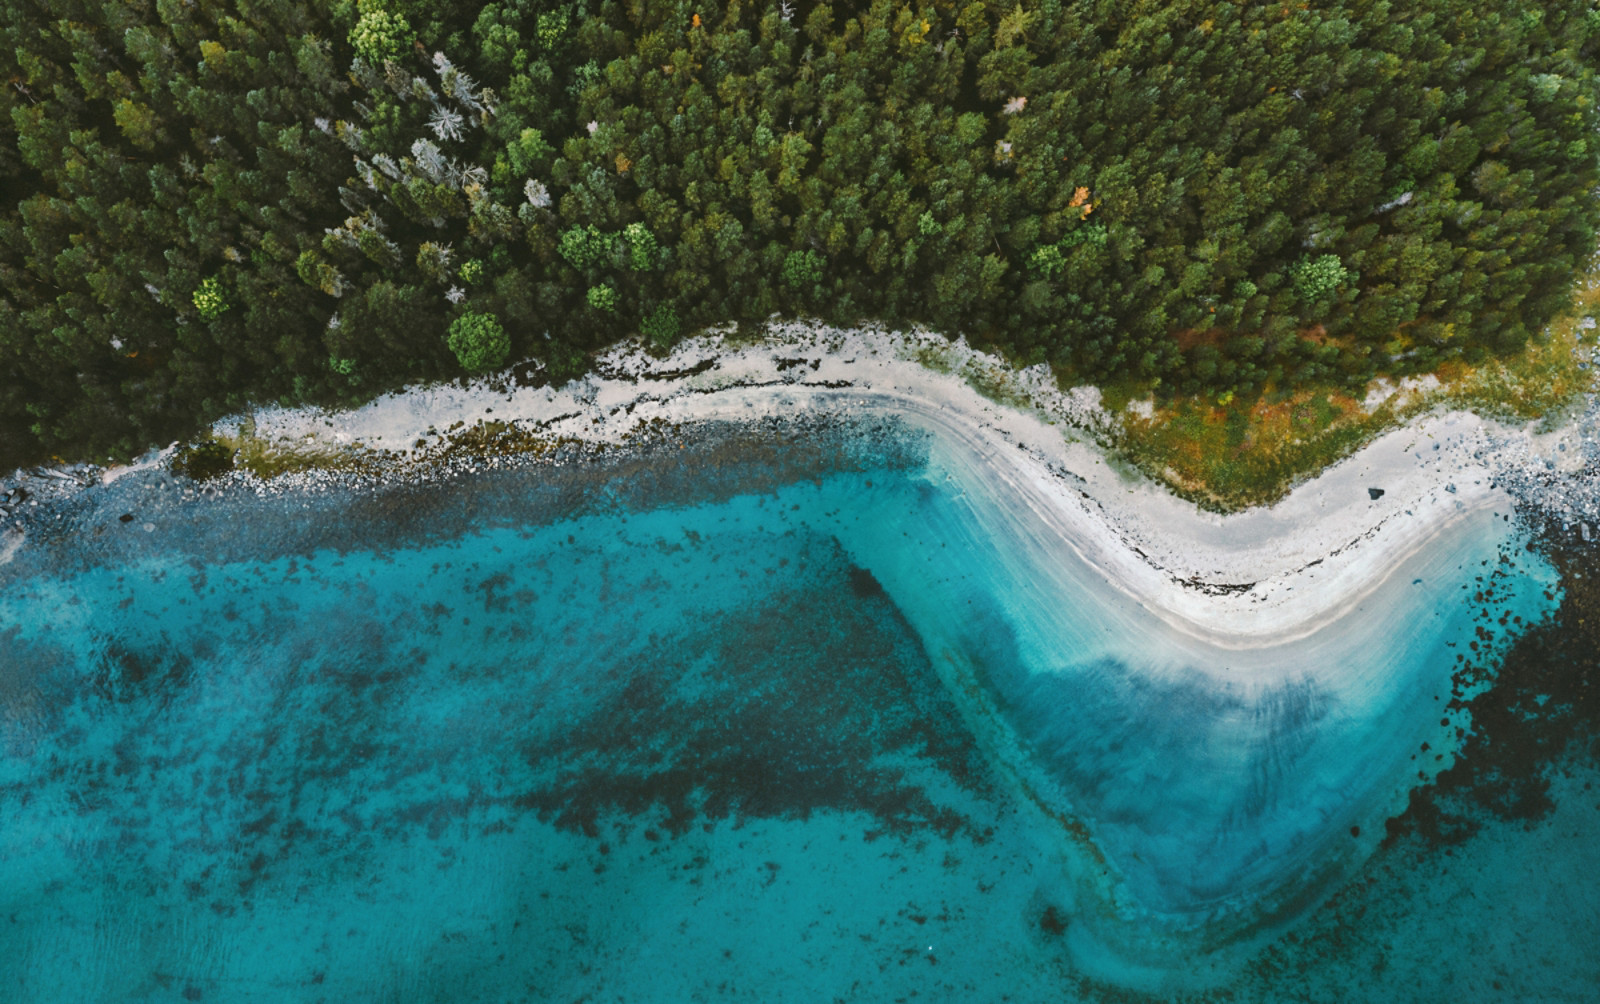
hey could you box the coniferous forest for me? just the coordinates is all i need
[3,0,1598,469]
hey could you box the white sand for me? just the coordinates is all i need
[215,321,1587,650]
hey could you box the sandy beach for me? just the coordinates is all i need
[195,321,1586,651]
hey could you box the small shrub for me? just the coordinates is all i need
[641,303,680,347]
[329,355,360,385]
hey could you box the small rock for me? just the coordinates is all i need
[1445,483,1456,494]
[1367,487,1385,500]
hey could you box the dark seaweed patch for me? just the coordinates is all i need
[1385,519,1599,849]
[847,564,886,598]
[1039,905,1068,936]
[512,550,992,841]
[90,636,196,706]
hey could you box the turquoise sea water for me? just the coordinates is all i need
[0,417,1594,1002]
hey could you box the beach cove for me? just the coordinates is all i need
[0,324,1595,1001]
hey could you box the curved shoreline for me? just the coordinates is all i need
[191,322,1583,650]
[4,322,1588,640]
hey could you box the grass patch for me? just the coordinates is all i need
[1093,376,1147,418]
[909,343,956,375]
[1115,390,1382,509]
[961,358,1035,413]
[1114,272,1598,511]
[214,432,384,479]
[209,413,603,481]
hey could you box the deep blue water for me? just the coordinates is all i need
[0,418,1595,1002]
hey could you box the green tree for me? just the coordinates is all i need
[624,224,660,271]
[349,7,412,65]
[559,225,612,270]
[1290,255,1352,302]
[447,312,510,372]
[782,250,825,287]
[193,278,229,321]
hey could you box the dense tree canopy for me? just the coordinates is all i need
[4,0,1598,468]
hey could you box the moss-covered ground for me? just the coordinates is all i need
[1110,271,1600,511]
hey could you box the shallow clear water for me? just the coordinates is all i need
[0,418,1593,1001]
